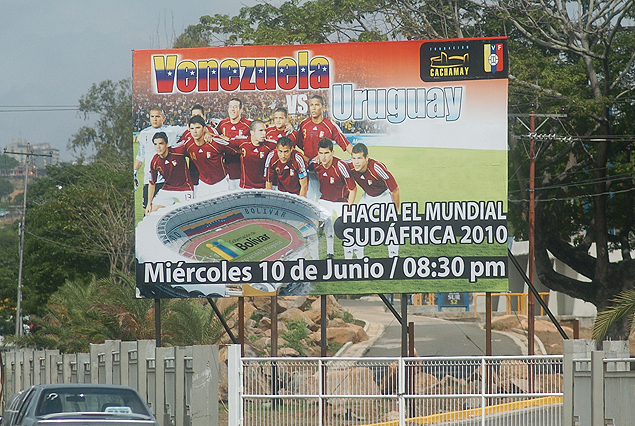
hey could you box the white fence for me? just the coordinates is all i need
[563,340,635,426]
[1,340,219,426]
[227,347,563,426]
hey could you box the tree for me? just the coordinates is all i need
[486,0,635,338]
[69,79,133,161]
[0,154,20,172]
[22,161,132,315]
[0,179,13,200]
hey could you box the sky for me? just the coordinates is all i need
[0,0,253,161]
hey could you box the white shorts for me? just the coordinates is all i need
[228,178,240,190]
[360,189,394,206]
[152,189,193,207]
[194,176,230,199]
[306,170,322,202]
[318,199,346,219]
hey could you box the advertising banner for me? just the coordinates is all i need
[133,38,509,298]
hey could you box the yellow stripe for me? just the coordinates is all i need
[207,244,233,260]
[361,396,563,426]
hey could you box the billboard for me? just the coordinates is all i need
[133,38,509,298]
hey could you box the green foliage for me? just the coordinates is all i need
[10,275,237,351]
[0,179,13,200]
[22,160,132,315]
[69,79,132,161]
[592,289,635,342]
[0,154,20,171]
[175,0,388,47]
[280,320,310,356]
[162,298,236,346]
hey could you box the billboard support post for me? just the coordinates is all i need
[270,296,278,357]
[320,295,327,357]
[238,297,245,356]
[154,298,161,347]
[401,295,408,357]
[486,293,492,356]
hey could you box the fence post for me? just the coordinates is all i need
[398,357,405,426]
[591,349,605,426]
[563,340,576,426]
[228,344,241,426]
[191,345,218,426]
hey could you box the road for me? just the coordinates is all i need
[338,296,524,357]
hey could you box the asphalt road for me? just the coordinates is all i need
[338,297,524,357]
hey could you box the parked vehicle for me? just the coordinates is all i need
[0,384,158,426]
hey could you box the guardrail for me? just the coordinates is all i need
[473,292,550,317]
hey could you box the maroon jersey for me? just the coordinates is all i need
[216,117,252,179]
[183,136,238,185]
[310,157,357,203]
[266,126,297,145]
[240,140,277,189]
[296,117,351,159]
[347,158,398,197]
[149,145,193,191]
[265,149,309,195]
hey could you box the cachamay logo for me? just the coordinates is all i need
[420,38,508,82]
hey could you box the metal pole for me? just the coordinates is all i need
[320,295,327,357]
[154,298,161,347]
[238,297,245,356]
[401,294,408,357]
[485,293,492,356]
[15,156,29,337]
[528,109,536,355]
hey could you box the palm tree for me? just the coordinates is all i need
[592,289,635,342]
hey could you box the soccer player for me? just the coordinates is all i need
[145,132,193,215]
[296,95,352,201]
[296,95,352,159]
[178,104,219,142]
[310,138,358,259]
[265,136,308,197]
[240,120,277,189]
[266,107,296,143]
[348,142,400,258]
[216,98,252,189]
[134,107,186,208]
[183,115,238,198]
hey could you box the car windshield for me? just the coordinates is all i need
[35,388,150,417]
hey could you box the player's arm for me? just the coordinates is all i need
[347,186,357,205]
[145,183,156,215]
[391,187,400,211]
[299,177,308,197]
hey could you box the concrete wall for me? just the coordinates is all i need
[1,340,219,426]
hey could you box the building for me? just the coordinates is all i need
[4,139,60,169]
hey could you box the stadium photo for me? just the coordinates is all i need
[135,189,327,298]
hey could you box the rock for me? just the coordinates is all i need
[328,318,345,327]
[279,308,317,330]
[259,317,271,330]
[327,324,368,345]
[279,347,299,356]
[252,297,270,311]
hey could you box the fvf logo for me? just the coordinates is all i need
[285,94,308,114]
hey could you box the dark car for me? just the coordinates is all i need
[1,384,158,426]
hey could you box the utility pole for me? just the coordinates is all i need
[4,144,52,336]
[511,110,566,354]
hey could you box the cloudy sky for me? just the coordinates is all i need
[0,0,254,161]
